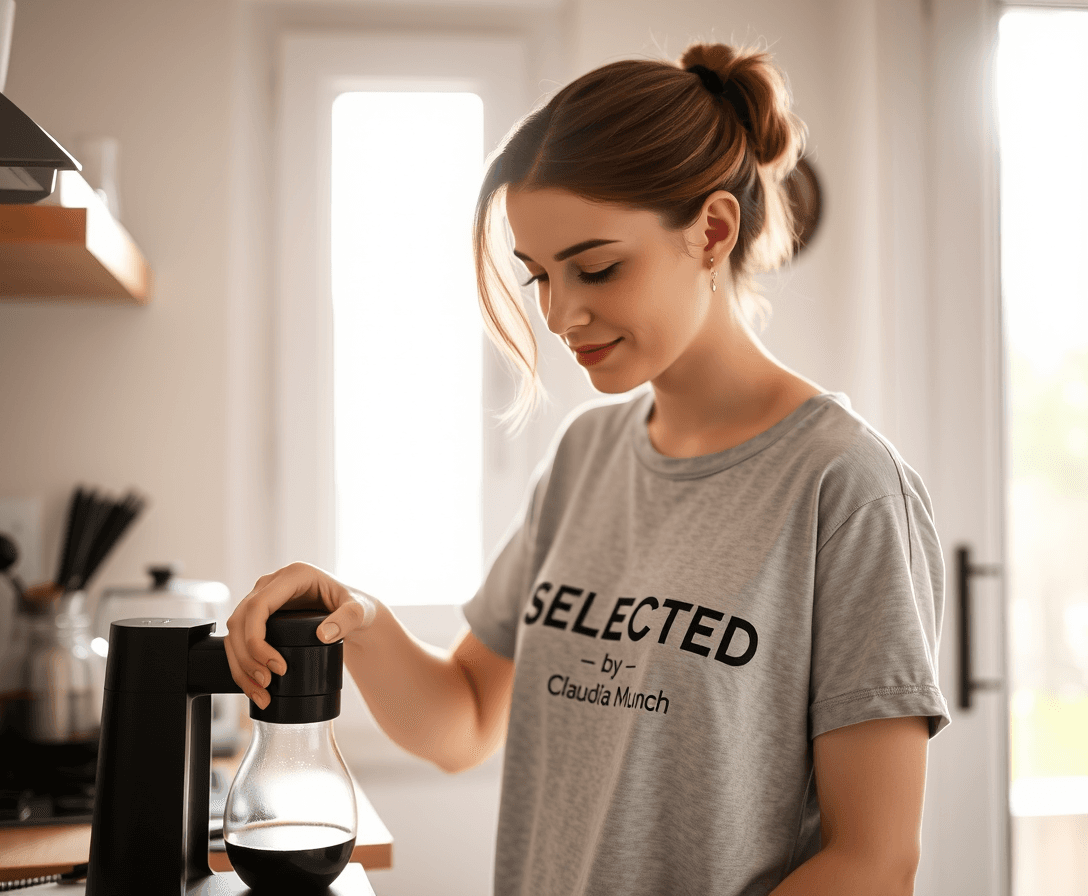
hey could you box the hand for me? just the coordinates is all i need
[224,561,377,709]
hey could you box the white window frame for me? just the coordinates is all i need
[274,32,530,580]
[998,0,1088,7]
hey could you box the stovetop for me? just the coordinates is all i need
[0,731,228,829]
[0,732,98,828]
[0,776,230,831]
[0,789,95,828]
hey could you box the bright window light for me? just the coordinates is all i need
[997,10,1088,374]
[330,92,484,605]
[997,10,1088,883]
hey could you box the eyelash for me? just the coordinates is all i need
[522,264,620,287]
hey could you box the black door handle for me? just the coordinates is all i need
[956,545,1003,710]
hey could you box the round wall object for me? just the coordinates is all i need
[786,156,823,256]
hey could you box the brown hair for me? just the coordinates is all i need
[473,41,807,431]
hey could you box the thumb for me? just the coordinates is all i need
[318,590,378,642]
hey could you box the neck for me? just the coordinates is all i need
[648,295,789,437]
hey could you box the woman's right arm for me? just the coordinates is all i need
[224,562,514,774]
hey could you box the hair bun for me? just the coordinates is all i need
[678,42,805,172]
[679,47,730,82]
[686,63,727,96]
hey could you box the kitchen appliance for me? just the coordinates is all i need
[0,90,80,203]
[0,0,82,204]
[85,610,370,895]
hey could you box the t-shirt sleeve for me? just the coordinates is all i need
[810,489,952,740]
[461,458,549,660]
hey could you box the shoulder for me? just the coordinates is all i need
[802,395,935,532]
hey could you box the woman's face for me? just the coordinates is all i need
[504,187,736,395]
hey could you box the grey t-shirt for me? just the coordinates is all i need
[463,389,951,896]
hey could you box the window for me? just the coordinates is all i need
[330,92,484,604]
[275,33,534,607]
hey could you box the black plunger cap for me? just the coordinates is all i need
[251,609,343,724]
[265,609,334,648]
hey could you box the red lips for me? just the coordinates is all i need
[570,340,619,352]
[571,338,622,367]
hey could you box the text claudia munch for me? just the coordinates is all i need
[547,674,670,713]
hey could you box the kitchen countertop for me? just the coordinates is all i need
[0,863,376,894]
[0,752,393,885]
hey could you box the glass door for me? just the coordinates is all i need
[996,7,1088,893]
[917,2,1009,892]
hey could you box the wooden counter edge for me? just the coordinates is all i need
[0,771,392,883]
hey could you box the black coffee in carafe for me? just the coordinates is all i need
[227,831,355,892]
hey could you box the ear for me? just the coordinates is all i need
[693,190,740,260]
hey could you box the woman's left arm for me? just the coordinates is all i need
[768,715,931,896]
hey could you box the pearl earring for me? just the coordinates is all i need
[709,256,717,293]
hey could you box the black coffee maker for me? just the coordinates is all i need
[85,610,372,895]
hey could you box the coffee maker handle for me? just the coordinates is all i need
[188,625,244,696]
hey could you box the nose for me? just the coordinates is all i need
[539,281,592,337]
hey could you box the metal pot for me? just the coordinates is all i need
[93,565,241,755]
[0,590,99,745]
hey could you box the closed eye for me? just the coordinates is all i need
[522,263,620,287]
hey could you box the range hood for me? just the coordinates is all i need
[0,0,79,203]
[0,92,80,204]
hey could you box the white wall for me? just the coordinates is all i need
[0,0,238,595]
[0,1,937,894]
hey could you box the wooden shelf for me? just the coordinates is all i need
[0,173,152,303]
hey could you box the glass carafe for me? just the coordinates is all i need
[223,718,357,892]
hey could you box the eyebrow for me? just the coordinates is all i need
[512,239,620,265]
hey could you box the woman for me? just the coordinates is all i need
[226,41,950,895]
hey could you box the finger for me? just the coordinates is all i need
[226,598,271,677]
[231,563,323,686]
[312,566,344,608]
[224,629,266,693]
[224,632,269,709]
[317,590,378,642]
[228,594,286,688]
[243,566,314,666]
[243,603,276,682]
[223,628,243,687]
[225,603,256,680]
